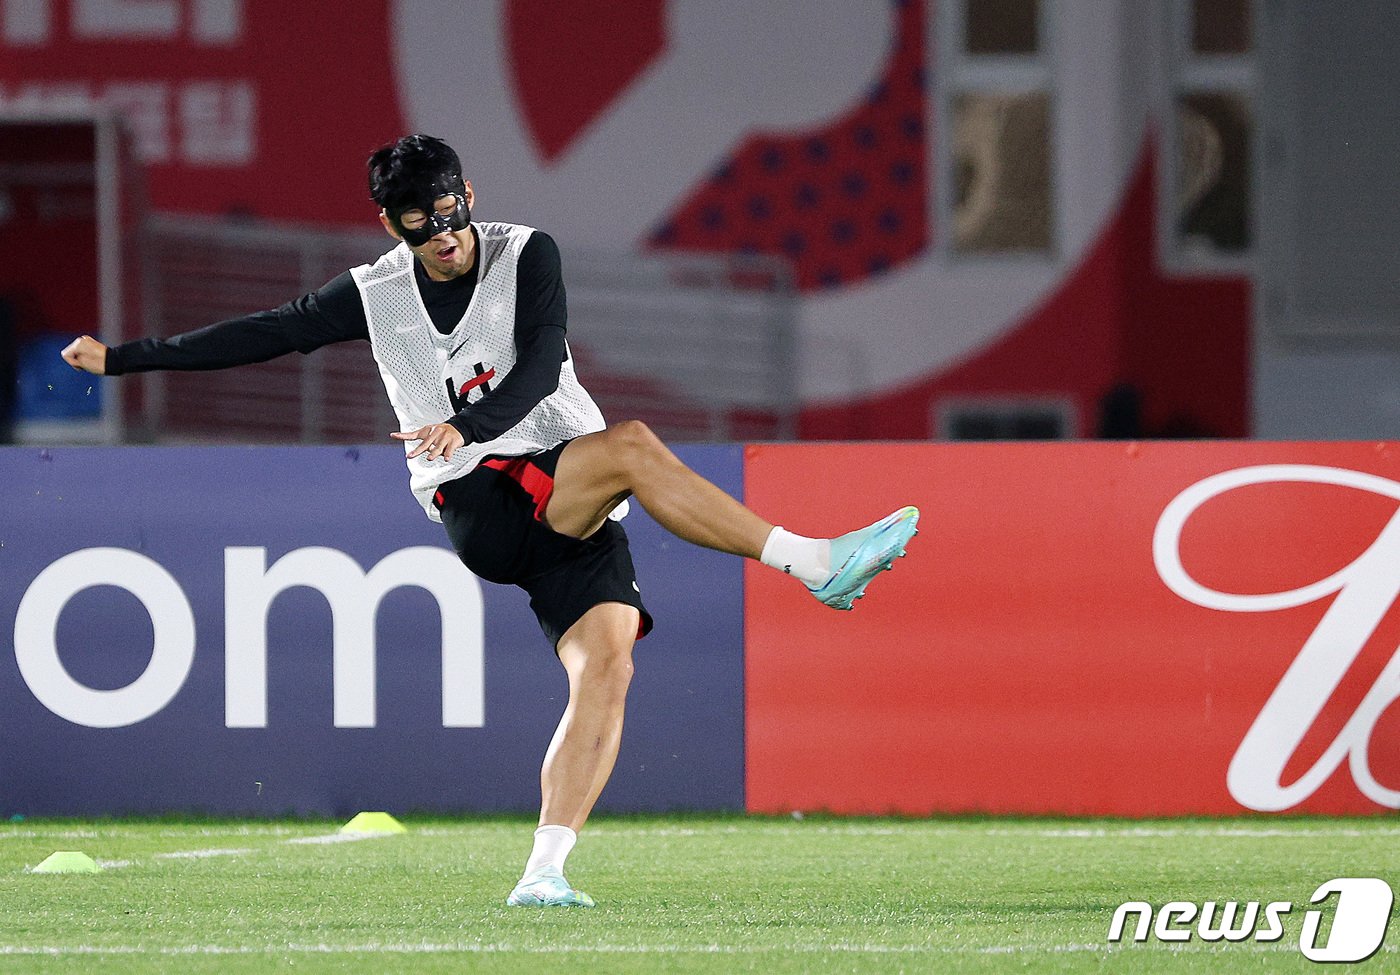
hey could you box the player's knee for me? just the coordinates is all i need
[608,419,664,469]
[575,642,635,690]
[603,648,635,686]
[609,418,654,446]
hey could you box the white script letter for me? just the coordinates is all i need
[1154,465,1400,810]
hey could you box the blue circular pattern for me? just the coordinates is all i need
[794,183,821,209]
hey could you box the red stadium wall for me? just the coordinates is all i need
[796,147,1251,441]
[0,0,1252,441]
[744,441,1400,816]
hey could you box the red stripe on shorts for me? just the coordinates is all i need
[482,456,555,522]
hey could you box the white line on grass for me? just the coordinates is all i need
[155,848,255,860]
[1,830,101,840]
[0,943,1050,956]
[20,829,394,873]
[991,826,1400,839]
[152,826,327,838]
[979,943,1104,955]
[2,825,326,842]
[283,833,385,846]
[585,823,1400,840]
[12,823,1400,844]
[3,942,1392,957]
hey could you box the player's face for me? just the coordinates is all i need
[380,176,477,280]
[395,190,467,242]
[402,193,473,278]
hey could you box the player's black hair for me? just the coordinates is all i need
[367,134,463,210]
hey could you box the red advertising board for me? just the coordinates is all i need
[744,442,1400,816]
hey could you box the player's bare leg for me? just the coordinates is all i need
[547,420,772,553]
[540,602,640,831]
[547,420,920,609]
[507,601,639,907]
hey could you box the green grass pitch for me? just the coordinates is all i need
[1,815,1396,973]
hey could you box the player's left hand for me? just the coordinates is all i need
[391,423,465,461]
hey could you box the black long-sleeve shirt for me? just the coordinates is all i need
[108,229,569,444]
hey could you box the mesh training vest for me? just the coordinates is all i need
[351,222,610,522]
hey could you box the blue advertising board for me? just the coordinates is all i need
[0,446,745,816]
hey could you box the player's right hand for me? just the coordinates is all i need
[61,335,109,375]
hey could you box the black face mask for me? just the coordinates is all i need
[386,172,471,246]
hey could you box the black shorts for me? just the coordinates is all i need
[433,440,653,649]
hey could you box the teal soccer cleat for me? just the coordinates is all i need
[505,867,596,907]
[807,505,920,611]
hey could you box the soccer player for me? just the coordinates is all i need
[62,134,919,908]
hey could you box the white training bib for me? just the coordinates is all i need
[351,222,610,522]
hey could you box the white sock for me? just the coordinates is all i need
[522,824,577,879]
[760,527,832,588]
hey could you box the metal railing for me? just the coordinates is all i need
[138,216,798,444]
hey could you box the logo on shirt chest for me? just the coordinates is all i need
[446,362,495,412]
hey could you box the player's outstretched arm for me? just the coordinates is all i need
[61,273,370,378]
[61,335,108,375]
